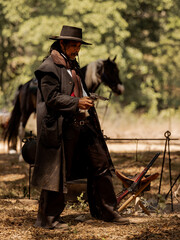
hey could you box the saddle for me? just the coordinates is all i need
[115,170,159,190]
[115,170,159,215]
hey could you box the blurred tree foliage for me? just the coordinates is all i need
[0,0,180,114]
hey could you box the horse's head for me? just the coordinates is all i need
[101,56,124,95]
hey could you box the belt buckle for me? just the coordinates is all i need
[79,120,85,125]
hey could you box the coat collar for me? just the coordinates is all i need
[51,50,71,69]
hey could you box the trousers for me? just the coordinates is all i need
[35,118,119,228]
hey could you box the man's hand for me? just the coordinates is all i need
[78,97,94,110]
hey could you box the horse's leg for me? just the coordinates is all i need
[18,115,30,162]
[9,137,18,154]
[18,87,37,161]
[19,121,25,149]
[18,121,25,161]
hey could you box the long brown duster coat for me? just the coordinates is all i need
[32,55,114,193]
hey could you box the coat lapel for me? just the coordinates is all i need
[57,67,74,95]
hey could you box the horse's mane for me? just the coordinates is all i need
[85,59,104,90]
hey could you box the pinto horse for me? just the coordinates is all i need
[4,57,124,153]
[81,56,124,94]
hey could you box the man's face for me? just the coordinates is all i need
[60,40,81,60]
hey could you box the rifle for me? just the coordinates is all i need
[116,152,161,204]
[89,93,109,101]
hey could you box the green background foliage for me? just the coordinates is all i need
[0,0,180,114]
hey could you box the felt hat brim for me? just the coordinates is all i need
[49,36,92,45]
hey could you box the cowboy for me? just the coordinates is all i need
[32,25,129,229]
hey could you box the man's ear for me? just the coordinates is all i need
[60,40,64,48]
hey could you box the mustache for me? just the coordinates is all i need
[71,52,78,57]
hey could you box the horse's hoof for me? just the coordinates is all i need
[9,149,17,154]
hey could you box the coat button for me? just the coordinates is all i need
[69,81,72,84]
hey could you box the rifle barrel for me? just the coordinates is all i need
[130,152,161,189]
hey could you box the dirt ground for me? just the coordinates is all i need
[0,142,180,240]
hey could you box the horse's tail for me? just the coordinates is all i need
[3,86,22,147]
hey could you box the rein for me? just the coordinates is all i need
[101,90,112,128]
[94,63,113,127]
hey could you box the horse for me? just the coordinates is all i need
[4,57,124,154]
[4,78,37,154]
[81,56,124,94]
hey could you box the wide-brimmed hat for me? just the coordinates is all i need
[49,25,91,45]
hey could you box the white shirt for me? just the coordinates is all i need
[63,60,87,97]
[67,69,88,97]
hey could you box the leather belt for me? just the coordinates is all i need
[73,118,89,126]
[64,116,92,127]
